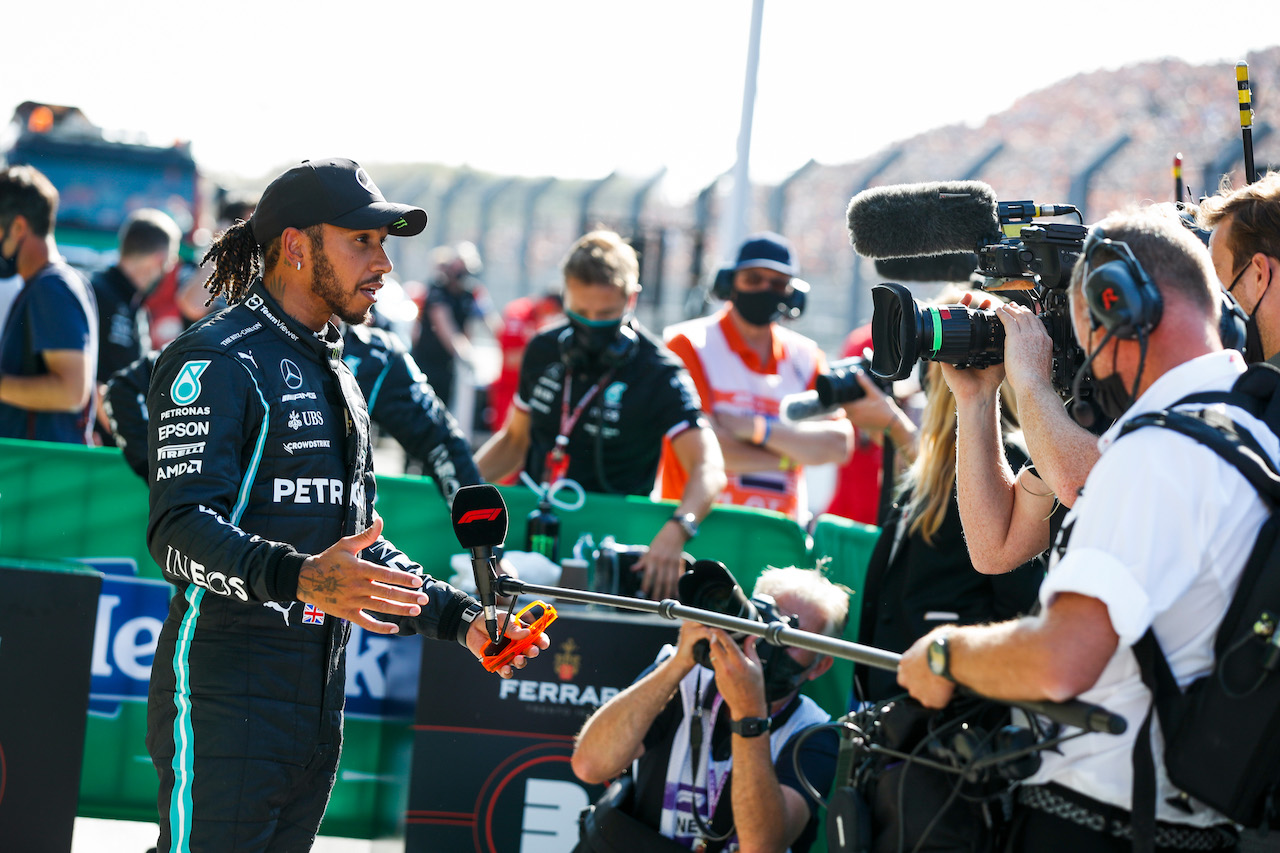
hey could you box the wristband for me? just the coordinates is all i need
[751,415,767,446]
[761,417,773,445]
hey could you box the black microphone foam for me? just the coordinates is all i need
[873,253,979,283]
[847,180,1001,259]
[451,484,509,549]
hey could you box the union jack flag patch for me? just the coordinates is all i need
[302,603,326,624]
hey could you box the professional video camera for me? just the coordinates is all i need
[847,180,1094,412]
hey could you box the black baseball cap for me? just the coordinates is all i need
[249,158,427,246]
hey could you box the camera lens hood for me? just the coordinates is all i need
[870,283,922,381]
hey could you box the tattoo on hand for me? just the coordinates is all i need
[300,563,343,596]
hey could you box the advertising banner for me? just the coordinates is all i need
[406,608,678,852]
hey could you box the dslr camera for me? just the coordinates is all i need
[814,355,895,406]
[869,202,1090,407]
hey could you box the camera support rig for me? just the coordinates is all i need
[493,574,1126,737]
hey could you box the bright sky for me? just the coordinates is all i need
[6,0,1277,202]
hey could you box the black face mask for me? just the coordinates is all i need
[761,649,815,703]
[732,288,786,326]
[1243,311,1266,364]
[1091,371,1134,421]
[565,309,623,358]
[0,226,21,280]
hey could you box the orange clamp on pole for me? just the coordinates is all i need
[481,600,558,673]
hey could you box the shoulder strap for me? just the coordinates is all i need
[1120,400,1280,853]
[1117,406,1280,503]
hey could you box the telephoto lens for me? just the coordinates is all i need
[870,282,1004,381]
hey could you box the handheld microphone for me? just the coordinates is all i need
[450,484,509,644]
[873,253,980,283]
[847,180,1001,259]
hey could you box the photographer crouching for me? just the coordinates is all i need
[570,565,851,853]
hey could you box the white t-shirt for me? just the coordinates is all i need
[1027,349,1278,826]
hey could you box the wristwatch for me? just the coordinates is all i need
[729,716,772,738]
[927,633,954,682]
[670,511,699,541]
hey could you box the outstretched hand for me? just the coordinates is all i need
[297,515,429,634]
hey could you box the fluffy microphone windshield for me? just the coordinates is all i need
[847,180,1001,259]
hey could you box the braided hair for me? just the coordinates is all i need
[199,220,262,307]
[199,221,324,307]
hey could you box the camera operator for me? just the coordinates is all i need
[1200,171,1280,365]
[570,566,849,853]
[856,291,1043,703]
[898,206,1271,851]
[942,290,1101,574]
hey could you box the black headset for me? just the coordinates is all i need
[711,266,809,320]
[557,321,639,370]
[1081,227,1163,339]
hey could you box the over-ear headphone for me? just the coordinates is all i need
[712,267,735,300]
[557,321,639,370]
[711,267,809,320]
[1081,227,1163,338]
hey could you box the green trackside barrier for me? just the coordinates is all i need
[0,438,880,840]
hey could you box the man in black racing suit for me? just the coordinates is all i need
[144,158,545,853]
[106,320,481,507]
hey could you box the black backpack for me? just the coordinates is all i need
[1114,363,1280,852]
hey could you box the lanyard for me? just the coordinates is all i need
[543,368,615,487]
[557,368,615,442]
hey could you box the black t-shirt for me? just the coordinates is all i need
[630,678,837,853]
[516,320,705,495]
[856,440,1046,702]
[411,281,486,368]
[91,265,149,382]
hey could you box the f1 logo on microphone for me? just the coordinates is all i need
[458,508,503,523]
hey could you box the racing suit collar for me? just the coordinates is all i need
[241,278,344,363]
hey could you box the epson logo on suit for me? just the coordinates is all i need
[158,421,210,441]
[80,560,417,718]
[273,477,345,504]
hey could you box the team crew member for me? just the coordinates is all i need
[571,566,848,853]
[90,207,182,444]
[659,232,852,523]
[898,207,1265,851]
[0,165,99,444]
[476,230,725,600]
[145,158,545,853]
